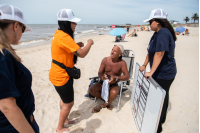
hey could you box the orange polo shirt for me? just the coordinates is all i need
[49,30,80,86]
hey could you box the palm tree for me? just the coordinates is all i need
[184,16,190,23]
[191,13,199,23]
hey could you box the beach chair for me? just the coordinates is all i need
[121,34,126,41]
[119,49,135,91]
[86,50,135,112]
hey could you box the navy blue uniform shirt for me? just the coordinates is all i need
[148,28,177,80]
[0,49,38,132]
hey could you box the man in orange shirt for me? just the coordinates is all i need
[49,9,94,133]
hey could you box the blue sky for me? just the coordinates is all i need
[1,0,199,24]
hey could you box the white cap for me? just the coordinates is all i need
[0,4,31,32]
[115,44,124,53]
[57,9,81,23]
[143,8,168,23]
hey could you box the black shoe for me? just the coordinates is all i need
[85,93,95,100]
[84,94,89,97]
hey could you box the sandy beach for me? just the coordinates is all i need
[16,27,199,133]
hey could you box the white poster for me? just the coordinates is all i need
[131,63,166,133]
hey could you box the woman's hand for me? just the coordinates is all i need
[87,39,94,45]
[139,65,146,72]
[77,42,84,47]
[74,40,94,58]
[144,72,153,79]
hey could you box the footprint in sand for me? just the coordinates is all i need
[70,128,84,133]
[69,110,81,120]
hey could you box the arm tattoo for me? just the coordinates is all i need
[75,51,79,56]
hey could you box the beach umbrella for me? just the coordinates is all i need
[176,26,185,33]
[138,25,140,27]
[109,28,127,36]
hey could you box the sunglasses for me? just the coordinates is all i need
[19,23,26,33]
[149,20,155,25]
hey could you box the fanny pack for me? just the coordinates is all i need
[52,59,81,79]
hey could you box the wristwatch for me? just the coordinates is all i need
[115,76,118,81]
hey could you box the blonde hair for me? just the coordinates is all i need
[0,20,21,62]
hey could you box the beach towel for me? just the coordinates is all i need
[101,79,109,103]
[121,34,126,41]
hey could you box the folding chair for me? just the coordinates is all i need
[119,49,135,91]
[86,49,135,112]
[121,34,126,41]
[116,49,135,112]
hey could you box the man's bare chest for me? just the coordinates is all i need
[104,62,122,75]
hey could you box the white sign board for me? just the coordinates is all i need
[131,63,166,133]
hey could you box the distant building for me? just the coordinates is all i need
[169,20,179,24]
[110,24,132,28]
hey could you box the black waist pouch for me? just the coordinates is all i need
[52,59,81,79]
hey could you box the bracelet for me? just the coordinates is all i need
[142,65,146,67]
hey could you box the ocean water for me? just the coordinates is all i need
[13,24,111,49]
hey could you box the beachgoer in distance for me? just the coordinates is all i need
[176,31,180,35]
[89,44,129,113]
[127,27,129,33]
[185,29,189,36]
[115,36,118,42]
[49,9,94,133]
[140,8,177,133]
[115,35,122,42]
[0,5,39,133]
[128,29,137,37]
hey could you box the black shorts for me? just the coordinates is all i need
[54,77,74,103]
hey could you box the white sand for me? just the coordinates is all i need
[16,27,199,133]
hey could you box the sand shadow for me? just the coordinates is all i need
[66,99,97,127]
[71,119,102,133]
[70,119,102,133]
[111,88,132,112]
[112,82,134,112]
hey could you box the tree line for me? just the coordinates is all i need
[184,13,199,23]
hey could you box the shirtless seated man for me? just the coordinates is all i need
[89,44,129,113]
[128,29,137,37]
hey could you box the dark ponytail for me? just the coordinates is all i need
[155,19,177,41]
[58,21,77,64]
